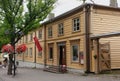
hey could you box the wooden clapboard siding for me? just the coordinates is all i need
[45,10,85,69]
[91,8,120,69]
[46,12,85,41]
[91,9,120,35]
[99,37,120,69]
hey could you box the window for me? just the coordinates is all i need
[30,33,33,41]
[58,23,64,35]
[25,35,28,43]
[48,27,52,37]
[38,51,42,57]
[29,48,32,57]
[73,18,80,31]
[38,30,42,39]
[25,48,28,56]
[72,45,79,62]
[49,47,53,59]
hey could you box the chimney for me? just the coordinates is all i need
[48,13,55,20]
[110,0,118,7]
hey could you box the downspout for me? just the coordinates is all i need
[34,31,37,68]
[85,4,91,73]
[44,25,47,68]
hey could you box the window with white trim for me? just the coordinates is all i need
[48,27,52,37]
[73,18,80,31]
[58,23,64,35]
[38,30,42,39]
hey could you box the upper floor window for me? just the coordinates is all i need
[38,30,42,39]
[30,33,33,41]
[58,23,64,35]
[73,18,80,31]
[48,27,52,37]
[25,35,28,43]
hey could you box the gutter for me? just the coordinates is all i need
[85,4,91,73]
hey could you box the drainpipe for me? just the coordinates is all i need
[44,25,47,68]
[34,31,37,68]
[85,4,91,73]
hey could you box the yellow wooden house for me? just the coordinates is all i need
[17,3,120,73]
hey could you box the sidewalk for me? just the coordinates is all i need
[0,67,120,81]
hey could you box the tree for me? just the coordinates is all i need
[0,0,56,75]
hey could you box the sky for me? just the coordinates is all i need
[51,0,120,17]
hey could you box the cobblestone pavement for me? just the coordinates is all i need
[0,67,120,81]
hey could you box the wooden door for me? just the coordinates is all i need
[99,42,111,72]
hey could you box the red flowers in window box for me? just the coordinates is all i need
[1,44,14,53]
[16,44,27,54]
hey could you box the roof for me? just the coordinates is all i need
[42,3,120,25]
[91,32,120,39]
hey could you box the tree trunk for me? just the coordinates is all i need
[7,54,13,75]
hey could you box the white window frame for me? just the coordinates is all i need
[58,23,64,35]
[38,30,42,39]
[48,27,52,37]
[73,18,80,32]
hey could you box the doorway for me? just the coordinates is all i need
[58,43,67,72]
[59,46,66,65]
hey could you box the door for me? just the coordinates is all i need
[59,46,66,66]
[58,43,67,72]
[99,42,111,72]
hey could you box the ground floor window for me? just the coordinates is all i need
[29,48,33,57]
[49,47,53,59]
[38,51,42,57]
[72,45,79,62]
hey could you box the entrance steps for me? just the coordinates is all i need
[44,65,67,73]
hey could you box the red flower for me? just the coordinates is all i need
[16,44,27,54]
[1,44,14,53]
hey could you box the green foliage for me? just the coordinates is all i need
[0,0,56,48]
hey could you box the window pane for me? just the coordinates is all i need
[38,30,42,39]
[38,51,42,57]
[72,45,79,61]
[58,23,64,35]
[48,27,52,37]
[29,48,32,57]
[73,18,80,31]
[49,47,53,59]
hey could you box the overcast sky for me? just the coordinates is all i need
[51,0,120,17]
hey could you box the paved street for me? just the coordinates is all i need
[0,67,120,81]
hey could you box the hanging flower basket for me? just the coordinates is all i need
[16,44,27,54]
[1,44,14,53]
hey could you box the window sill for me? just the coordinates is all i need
[72,30,81,33]
[71,61,79,64]
[58,34,64,37]
[48,59,53,61]
[48,36,53,38]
